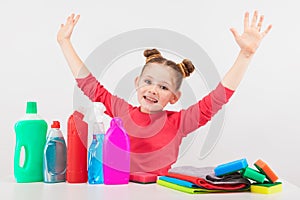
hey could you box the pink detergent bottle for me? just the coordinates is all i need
[103,117,130,185]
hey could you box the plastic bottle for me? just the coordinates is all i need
[14,101,48,183]
[66,110,88,183]
[88,102,106,184]
[103,117,130,185]
[43,121,67,183]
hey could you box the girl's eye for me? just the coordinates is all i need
[144,79,151,85]
[160,85,169,90]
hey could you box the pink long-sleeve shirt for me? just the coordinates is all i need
[76,73,234,175]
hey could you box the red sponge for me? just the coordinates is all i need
[129,172,157,184]
[254,159,279,183]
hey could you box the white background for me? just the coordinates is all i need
[1,0,299,187]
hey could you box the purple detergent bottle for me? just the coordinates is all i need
[103,117,130,185]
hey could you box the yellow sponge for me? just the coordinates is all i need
[250,182,282,194]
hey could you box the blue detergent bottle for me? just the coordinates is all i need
[43,121,67,183]
[88,102,106,184]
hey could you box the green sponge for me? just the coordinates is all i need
[242,167,266,183]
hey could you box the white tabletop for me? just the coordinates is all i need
[1,176,300,200]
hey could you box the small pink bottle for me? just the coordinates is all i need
[103,117,130,185]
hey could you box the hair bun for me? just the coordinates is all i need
[177,59,195,78]
[144,49,162,63]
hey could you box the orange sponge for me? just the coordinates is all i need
[254,159,278,183]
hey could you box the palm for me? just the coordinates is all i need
[57,14,80,43]
[230,11,272,55]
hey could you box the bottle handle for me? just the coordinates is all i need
[14,144,27,171]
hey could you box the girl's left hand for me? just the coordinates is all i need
[230,11,272,57]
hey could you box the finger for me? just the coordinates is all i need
[60,24,64,28]
[230,28,239,39]
[257,15,264,31]
[244,11,249,30]
[66,16,72,24]
[67,13,75,24]
[73,15,80,25]
[251,10,258,27]
[261,24,272,38]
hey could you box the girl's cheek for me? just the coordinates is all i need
[138,84,147,89]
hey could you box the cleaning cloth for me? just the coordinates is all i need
[157,178,249,194]
[157,179,225,194]
[169,166,250,185]
[167,166,250,190]
[159,176,200,188]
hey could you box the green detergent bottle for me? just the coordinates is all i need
[14,101,48,183]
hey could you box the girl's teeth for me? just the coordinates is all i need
[144,96,158,103]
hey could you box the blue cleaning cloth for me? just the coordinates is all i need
[159,176,201,188]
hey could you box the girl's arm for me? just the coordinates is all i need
[57,14,132,118]
[221,11,272,90]
[57,13,90,78]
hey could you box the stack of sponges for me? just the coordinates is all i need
[214,158,282,194]
[157,158,281,194]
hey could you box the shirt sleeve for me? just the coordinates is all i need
[179,82,234,137]
[76,73,132,118]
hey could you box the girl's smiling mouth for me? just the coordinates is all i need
[143,95,158,103]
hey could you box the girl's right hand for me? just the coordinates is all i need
[57,13,80,45]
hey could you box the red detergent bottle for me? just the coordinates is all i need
[103,117,130,185]
[66,110,88,183]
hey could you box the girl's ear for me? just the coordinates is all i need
[170,91,181,104]
[134,76,140,89]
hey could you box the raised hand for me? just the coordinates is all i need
[57,14,89,78]
[57,13,80,44]
[230,11,272,57]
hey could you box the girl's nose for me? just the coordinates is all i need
[148,85,158,95]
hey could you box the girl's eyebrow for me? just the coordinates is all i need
[143,75,172,86]
[143,75,153,79]
[160,81,171,86]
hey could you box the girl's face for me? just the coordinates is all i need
[135,63,181,114]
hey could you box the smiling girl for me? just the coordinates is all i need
[57,11,271,175]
